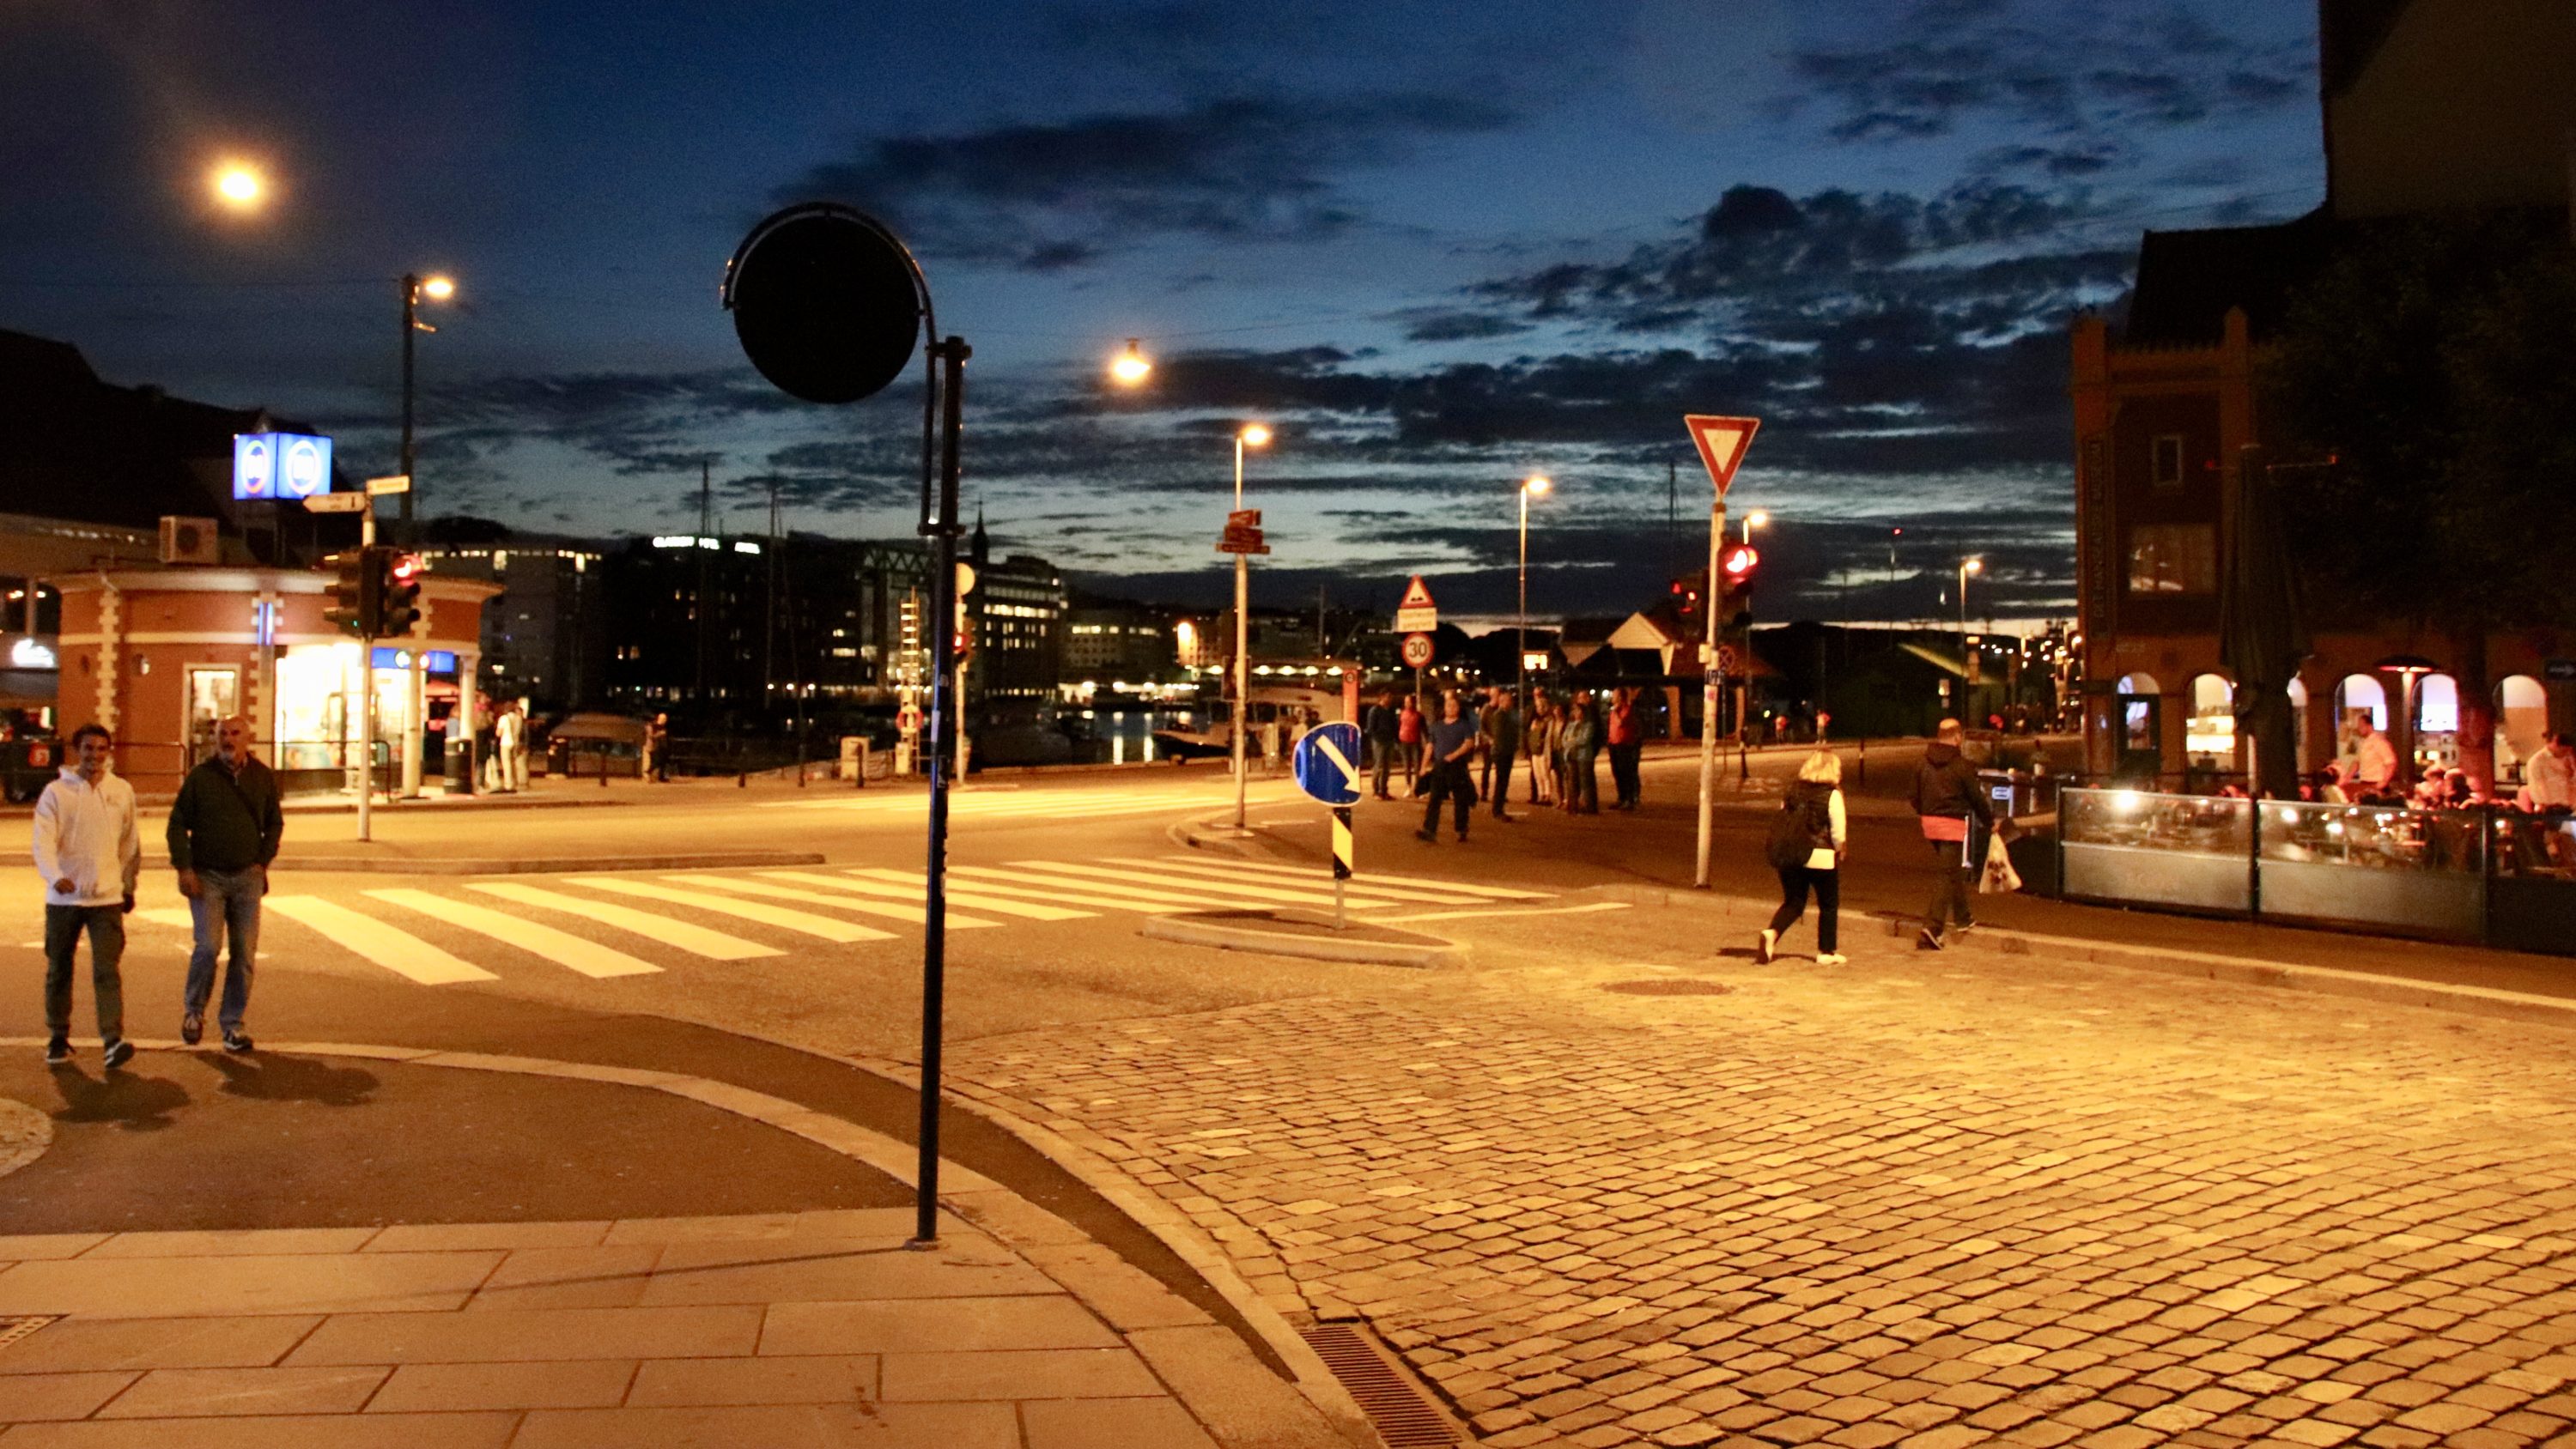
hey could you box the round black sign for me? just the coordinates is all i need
[725,204,922,405]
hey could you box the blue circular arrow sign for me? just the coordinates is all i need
[1292,722,1366,806]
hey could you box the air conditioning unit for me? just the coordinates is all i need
[158,516,220,566]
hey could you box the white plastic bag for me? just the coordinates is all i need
[1978,831,2022,894]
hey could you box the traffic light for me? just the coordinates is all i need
[379,551,424,637]
[1720,542,1760,585]
[1668,579,1699,615]
[323,550,377,637]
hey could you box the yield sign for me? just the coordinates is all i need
[1683,415,1761,498]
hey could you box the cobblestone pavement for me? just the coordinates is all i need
[948,904,2576,1448]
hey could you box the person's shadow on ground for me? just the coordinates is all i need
[204,1052,379,1107]
[45,1066,189,1132]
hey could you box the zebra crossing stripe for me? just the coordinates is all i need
[855,867,1183,916]
[749,873,1003,929]
[1153,853,1552,900]
[656,875,925,935]
[942,866,1232,912]
[1106,856,1491,906]
[465,882,783,960]
[563,876,894,944]
[1004,860,1389,912]
[266,896,499,985]
[367,889,663,979]
[824,870,1095,921]
[133,906,195,929]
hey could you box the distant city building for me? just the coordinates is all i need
[421,533,608,713]
[602,532,931,720]
[1064,600,1177,683]
[964,517,1065,706]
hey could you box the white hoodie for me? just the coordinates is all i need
[33,767,141,908]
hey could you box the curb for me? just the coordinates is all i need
[1139,912,1467,969]
[6,1036,1366,1449]
[280,795,629,815]
[861,1054,1380,1449]
[1584,883,2576,1030]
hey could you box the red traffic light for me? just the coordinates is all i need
[1721,543,1759,579]
[390,553,424,583]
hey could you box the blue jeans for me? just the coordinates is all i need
[186,868,263,1031]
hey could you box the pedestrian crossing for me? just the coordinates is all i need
[122,856,1558,991]
[756,785,1297,820]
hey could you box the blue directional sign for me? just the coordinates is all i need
[1292,721,1366,806]
[233,432,333,500]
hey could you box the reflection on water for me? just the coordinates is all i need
[974,708,1203,767]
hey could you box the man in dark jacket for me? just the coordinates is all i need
[1911,718,1994,950]
[1364,690,1401,801]
[167,716,283,1051]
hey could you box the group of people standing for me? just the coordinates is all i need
[1360,685,1649,842]
[34,718,282,1069]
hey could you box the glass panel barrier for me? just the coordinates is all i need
[2256,800,2483,938]
[2060,788,2252,913]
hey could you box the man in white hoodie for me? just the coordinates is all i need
[33,724,140,1068]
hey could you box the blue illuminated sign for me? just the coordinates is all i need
[425,651,457,673]
[233,432,333,500]
[369,648,459,673]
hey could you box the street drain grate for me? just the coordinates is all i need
[1298,1322,1460,1447]
[1602,979,1734,996]
[0,1318,59,1352]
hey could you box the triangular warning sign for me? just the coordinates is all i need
[1684,415,1761,498]
[1399,575,1435,609]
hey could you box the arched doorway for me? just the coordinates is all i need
[2115,671,2162,778]
[2334,675,2386,775]
[2185,673,2235,775]
[2499,676,2548,782]
[2415,674,2459,773]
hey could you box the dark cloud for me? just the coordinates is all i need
[428,369,805,478]
[776,94,1515,270]
[1789,0,2308,144]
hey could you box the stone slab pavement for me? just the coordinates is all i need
[0,1043,1366,1449]
[940,886,2576,1449]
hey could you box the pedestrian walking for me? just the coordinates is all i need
[1397,694,1424,795]
[33,724,139,1069]
[1364,689,1401,800]
[1483,687,1521,822]
[644,712,670,782]
[167,714,282,1052]
[507,698,533,791]
[1911,718,1995,949]
[1416,691,1479,843]
[1561,693,1601,814]
[1525,694,1559,806]
[1759,749,1847,965]
[1607,686,1643,809]
[493,701,523,794]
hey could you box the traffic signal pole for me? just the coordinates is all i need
[1694,499,1726,888]
[357,500,376,843]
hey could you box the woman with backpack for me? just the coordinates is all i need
[1759,749,1846,965]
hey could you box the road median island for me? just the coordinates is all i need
[1140,908,1467,968]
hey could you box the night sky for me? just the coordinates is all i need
[1,0,2322,627]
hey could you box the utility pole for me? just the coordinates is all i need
[694,460,712,721]
[764,481,780,719]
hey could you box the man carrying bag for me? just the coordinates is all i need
[1911,718,1994,950]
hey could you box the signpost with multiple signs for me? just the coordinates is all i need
[1217,509,1268,555]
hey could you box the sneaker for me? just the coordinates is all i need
[1817,953,1849,967]
[101,1039,134,1070]
[43,1037,70,1065]
[180,1013,203,1046]
[1454,832,1469,842]
[1755,929,1777,965]
[1917,927,1947,951]
[222,1030,254,1054]
[1415,829,1437,843]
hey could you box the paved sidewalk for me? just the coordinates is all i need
[0,1208,1218,1447]
[0,1043,1366,1448]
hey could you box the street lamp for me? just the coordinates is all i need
[210,162,265,214]
[1518,475,1552,714]
[1109,338,1152,387]
[400,272,457,541]
[1742,508,1768,545]
[1957,557,1983,715]
[1230,421,1271,829]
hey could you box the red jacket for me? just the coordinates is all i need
[1606,701,1639,745]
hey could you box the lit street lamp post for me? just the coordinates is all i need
[1957,556,1983,718]
[1230,422,1271,831]
[1737,510,1767,781]
[399,272,455,543]
[1517,474,1551,715]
